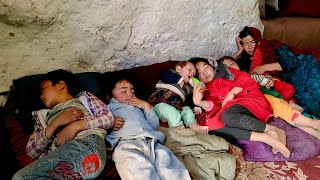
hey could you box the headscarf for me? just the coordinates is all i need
[248,27,262,44]
[248,26,283,66]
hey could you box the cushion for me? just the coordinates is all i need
[279,0,320,17]
[11,72,104,132]
[74,72,105,100]
[236,117,320,162]
[262,17,320,48]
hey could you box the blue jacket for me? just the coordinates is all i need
[106,98,165,149]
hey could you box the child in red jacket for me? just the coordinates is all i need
[233,26,302,112]
[220,56,320,140]
[190,57,290,158]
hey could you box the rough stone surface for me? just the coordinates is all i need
[0,0,263,92]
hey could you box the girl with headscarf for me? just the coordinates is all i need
[233,26,320,118]
[232,26,296,103]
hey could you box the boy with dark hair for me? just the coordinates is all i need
[13,69,119,179]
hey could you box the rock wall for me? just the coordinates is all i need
[0,0,263,92]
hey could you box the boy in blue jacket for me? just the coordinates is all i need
[106,78,190,180]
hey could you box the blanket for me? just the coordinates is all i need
[158,127,236,180]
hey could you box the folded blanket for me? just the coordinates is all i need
[158,127,236,180]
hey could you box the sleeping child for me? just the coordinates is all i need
[189,57,290,158]
[219,56,320,140]
[106,78,191,180]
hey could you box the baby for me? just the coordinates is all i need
[149,61,209,133]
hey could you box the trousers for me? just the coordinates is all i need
[13,134,106,180]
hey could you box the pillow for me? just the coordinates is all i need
[75,72,105,100]
[262,17,320,48]
[11,72,104,132]
[236,117,320,161]
[279,0,320,17]
[12,74,46,132]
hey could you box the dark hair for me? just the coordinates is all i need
[217,56,236,64]
[189,57,211,66]
[42,69,81,97]
[189,57,215,78]
[105,75,135,100]
[239,26,252,39]
[237,26,253,72]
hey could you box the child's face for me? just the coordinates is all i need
[195,61,214,84]
[176,62,196,83]
[241,35,256,55]
[40,80,60,108]
[112,80,136,104]
[222,59,240,70]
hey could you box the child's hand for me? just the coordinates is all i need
[193,84,204,106]
[193,106,202,115]
[235,37,243,51]
[46,108,84,139]
[113,116,125,131]
[222,87,243,106]
[54,120,85,146]
[128,97,152,111]
[53,108,84,127]
[265,78,274,89]
[231,87,243,95]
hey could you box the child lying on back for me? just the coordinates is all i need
[106,78,191,180]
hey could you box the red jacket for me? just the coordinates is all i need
[205,68,272,130]
[251,43,295,101]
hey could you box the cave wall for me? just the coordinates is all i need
[0,0,262,92]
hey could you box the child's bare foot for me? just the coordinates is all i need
[265,126,286,154]
[175,124,185,130]
[266,135,291,158]
[251,132,290,158]
[268,127,287,147]
[189,123,209,133]
[265,130,281,154]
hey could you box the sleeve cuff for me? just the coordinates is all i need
[205,101,214,112]
[259,77,269,86]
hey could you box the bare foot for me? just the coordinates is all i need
[265,130,280,154]
[268,127,287,147]
[251,132,290,158]
[266,134,291,158]
[189,123,209,134]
